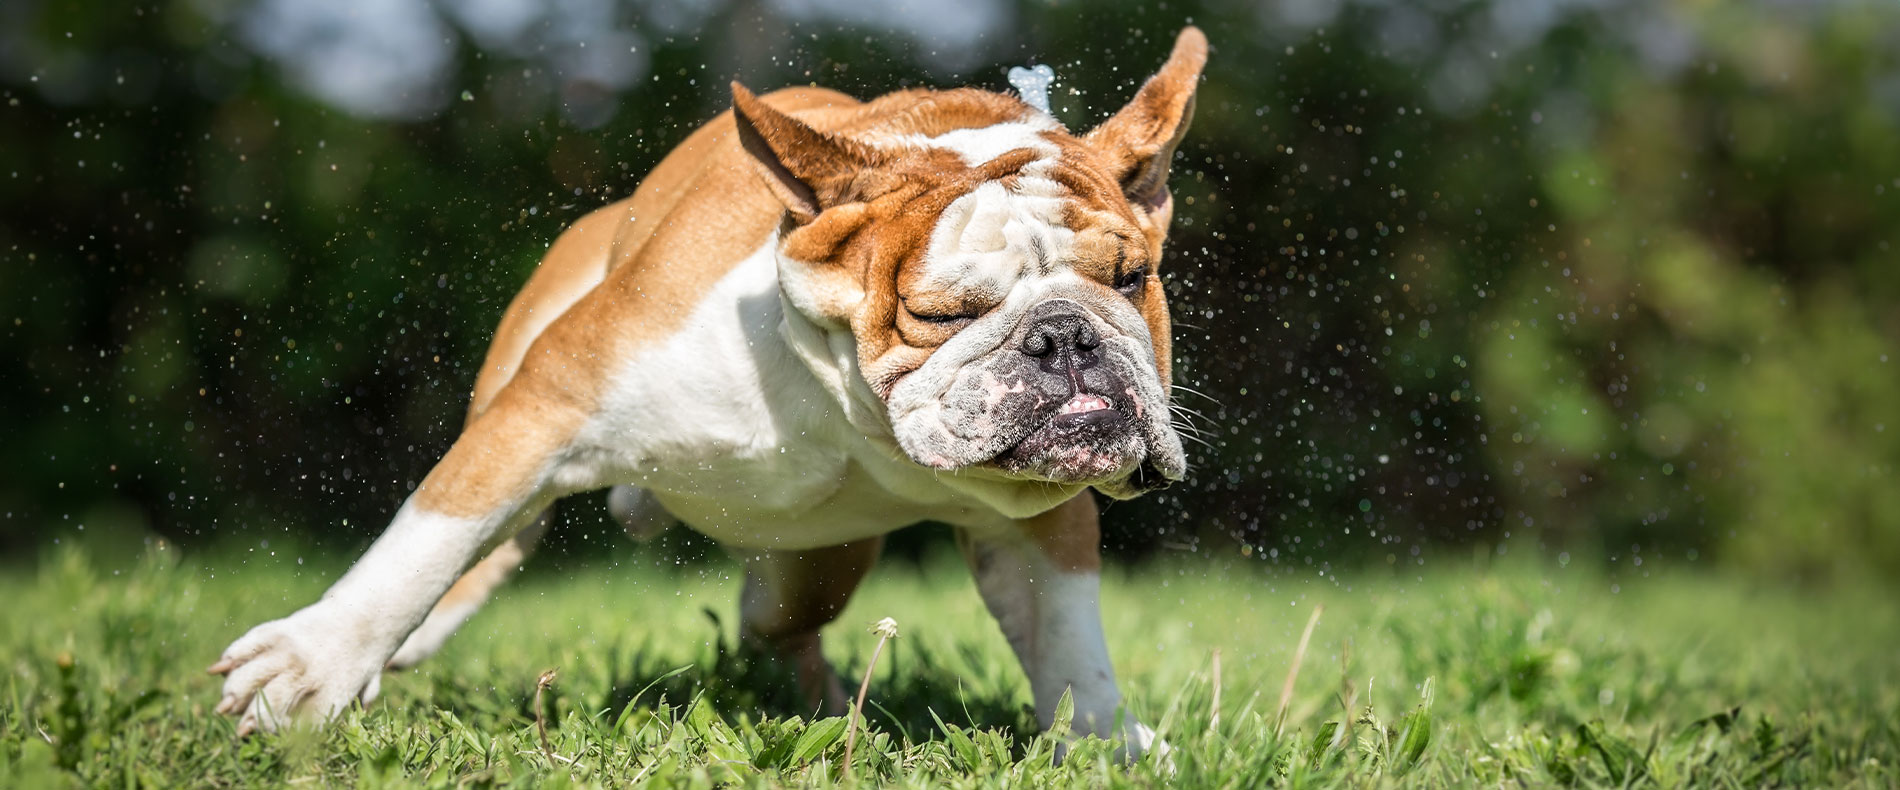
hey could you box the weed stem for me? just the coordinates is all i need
[844,618,899,778]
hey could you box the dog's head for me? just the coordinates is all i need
[733,27,1205,500]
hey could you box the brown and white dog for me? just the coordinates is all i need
[210,27,1207,757]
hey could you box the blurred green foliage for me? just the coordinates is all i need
[1,0,1895,576]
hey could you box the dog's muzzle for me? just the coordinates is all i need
[988,301,1157,484]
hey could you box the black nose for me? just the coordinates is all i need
[1020,310,1101,370]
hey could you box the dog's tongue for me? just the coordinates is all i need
[1057,393,1112,415]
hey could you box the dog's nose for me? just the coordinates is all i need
[1020,310,1100,368]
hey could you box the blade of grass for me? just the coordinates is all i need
[1276,604,1324,737]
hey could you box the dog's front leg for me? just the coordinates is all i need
[957,495,1164,762]
[210,387,586,735]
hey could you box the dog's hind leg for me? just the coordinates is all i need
[384,510,552,669]
[608,485,677,541]
[737,538,882,715]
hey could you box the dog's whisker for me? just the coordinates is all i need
[1167,404,1213,423]
[1171,384,1225,406]
[1177,433,1218,451]
[1169,421,1213,438]
[1167,408,1214,430]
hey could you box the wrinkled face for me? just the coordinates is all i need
[861,124,1186,497]
[733,26,1204,498]
[764,116,1190,498]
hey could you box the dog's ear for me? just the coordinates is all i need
[731,82,882,223]
[1083,27,1206,211]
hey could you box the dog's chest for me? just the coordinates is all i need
[569,240,1002,546]
[645,459,972,550]
[594,391,998,549]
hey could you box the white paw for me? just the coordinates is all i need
[208,606,385,736]
[1057,714,1171,767]
[1123,721,1174,769]
[1082,718,1172,767]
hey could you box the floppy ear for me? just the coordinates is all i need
[731,82,882,223]
[1084,27,1207,210]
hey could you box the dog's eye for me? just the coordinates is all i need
[1115,266,1149,297]
[907,307,977,327]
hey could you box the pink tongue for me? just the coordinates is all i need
[1059,394,1111,415]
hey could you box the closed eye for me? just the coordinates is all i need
[904,302,977,327]
[1115,266,1149,296]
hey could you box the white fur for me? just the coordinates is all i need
[904,119,1073,296]
[879,116,1061,168]
[386,512,552,668]
[914,181,1075,295]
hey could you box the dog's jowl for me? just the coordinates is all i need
[211,27,1208,759]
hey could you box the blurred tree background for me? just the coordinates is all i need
[2,0,1896,578]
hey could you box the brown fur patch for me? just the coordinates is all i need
[739,538,885,638]
[412,385,588,517]
[466,208,620,423]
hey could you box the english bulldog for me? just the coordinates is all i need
[210,27,1207,759]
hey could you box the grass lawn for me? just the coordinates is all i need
[1,540,1895,787]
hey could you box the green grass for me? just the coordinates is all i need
[1,541,1896,787]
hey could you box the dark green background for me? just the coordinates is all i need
[3,0,1896,577]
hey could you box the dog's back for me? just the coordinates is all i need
[470,87,1050,419]
[468,87,864,419]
